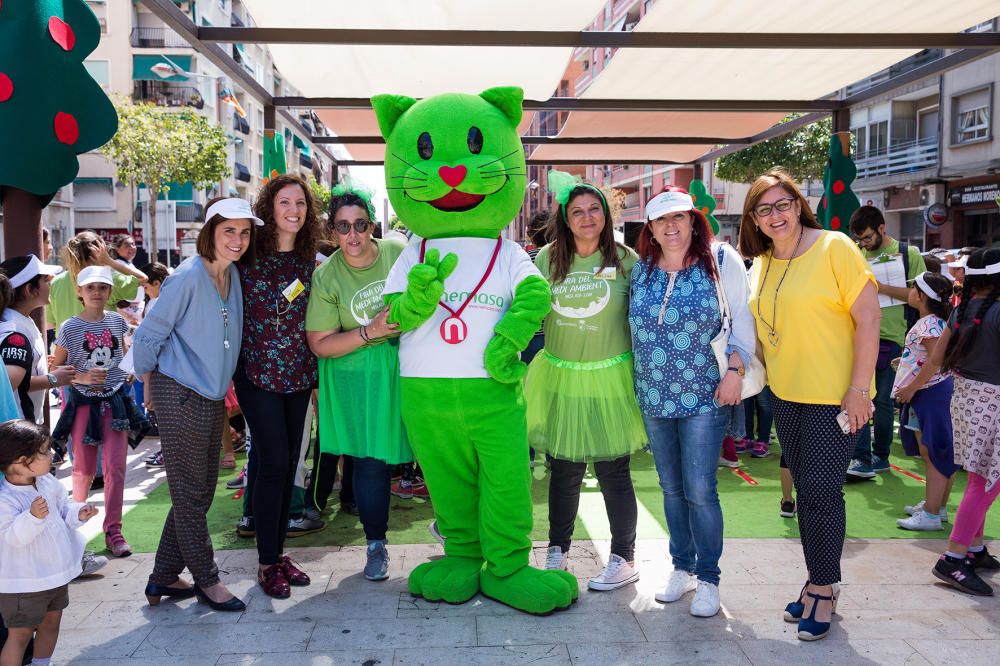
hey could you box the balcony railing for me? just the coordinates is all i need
[132,82,203,108]
[855,137,938,180]
[130,27,191,48]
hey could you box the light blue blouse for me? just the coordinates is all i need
[132,256,242,400]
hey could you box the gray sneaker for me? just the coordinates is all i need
[287,513,325,538]
[79,551,108,578]
[364,539,390,581]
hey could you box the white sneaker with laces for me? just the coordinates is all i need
[544,546,567,571]
[904,500,948,523]
[655,569,697,603]
[79,551,108,578]
[587,553,639,591]
[896,509,943,531]
[689,580,721,617]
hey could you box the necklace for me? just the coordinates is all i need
[756,226,804,348]
[419,237,502,345]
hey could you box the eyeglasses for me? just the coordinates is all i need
[753,197,795,218]
[331,220,371,235]
[854,231,879,245]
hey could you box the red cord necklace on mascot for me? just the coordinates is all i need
[419,236,502,345]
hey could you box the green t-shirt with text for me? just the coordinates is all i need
[863,237,926,346]
[535,244,638,362]
[306,238,405,345]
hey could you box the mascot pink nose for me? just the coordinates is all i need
[438,165,467,188]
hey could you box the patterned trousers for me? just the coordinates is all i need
[148,372,225,587]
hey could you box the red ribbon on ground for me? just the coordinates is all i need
[890,464,925,483]
[733,468,759,486]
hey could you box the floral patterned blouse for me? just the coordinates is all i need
[891,313,948,397]
[239,250,318,393]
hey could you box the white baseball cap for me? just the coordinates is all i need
[205,197,265,226]
[77,265,114,287]
[5,254,62,288]
[645,191,695,221]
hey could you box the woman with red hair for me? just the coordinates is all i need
[629,187,755,618]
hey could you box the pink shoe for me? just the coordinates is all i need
[750,441,770,458]
[719,436,740,468]
[734,438,753,454]
[106,532,132,558]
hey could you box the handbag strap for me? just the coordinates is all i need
[711,242,732,327]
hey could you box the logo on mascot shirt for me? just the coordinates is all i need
[439,316,467,344]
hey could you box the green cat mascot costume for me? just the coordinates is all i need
[375,87,578,614]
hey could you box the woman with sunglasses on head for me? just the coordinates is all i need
[739,169,880,640]
[306,183,412,582]
[232,174,321,599]
[526,171,646,592]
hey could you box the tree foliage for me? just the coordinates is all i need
[102,97,229,256]
[306,175,330,214]
[714,115,832,184]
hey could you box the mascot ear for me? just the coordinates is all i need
[479,87,523,127]
[371,94,418,139]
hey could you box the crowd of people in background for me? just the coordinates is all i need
[1,167,999,664]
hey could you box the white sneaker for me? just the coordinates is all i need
[896,509,943,531]
[587,554,639,591]
[544,546,568,571]
[78,551,108,578]
[689,580,721,617]
[655,569,697,603]
[904,500,948,523]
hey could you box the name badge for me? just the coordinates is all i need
[593,266,617,280]
[282,279,305,302]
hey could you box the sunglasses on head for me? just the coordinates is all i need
[331,220,371,234]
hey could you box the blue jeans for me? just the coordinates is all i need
[744,386,773,442]
[353,456,392,542]
[643,409,727,585]
[852,363,896,464]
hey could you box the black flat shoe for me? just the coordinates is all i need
[144,581,196,606]
[193,584,247,612]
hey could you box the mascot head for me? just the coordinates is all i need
[372,87,526,239]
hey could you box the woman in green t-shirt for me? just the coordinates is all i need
[305,187,413,583]
[524,172,646,593]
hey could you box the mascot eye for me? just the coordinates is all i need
[417,132,434,160]
[467,127,483,154]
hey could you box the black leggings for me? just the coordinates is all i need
[234,369,311,566]
[771,395,855,586]
[548,455,637,561]
[309,446,354,512]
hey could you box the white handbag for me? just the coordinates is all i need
[710,243,767,399]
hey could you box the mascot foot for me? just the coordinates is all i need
[408,556,484,604]
[480,566,579,615]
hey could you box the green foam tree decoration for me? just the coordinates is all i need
[689,179,720,235]
[0,0,118,255]
[263,130,286,183]
[817,133,860,233]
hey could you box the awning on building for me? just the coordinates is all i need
[132,54,192,81]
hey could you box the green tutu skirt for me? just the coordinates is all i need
[524,350,646,463]
[317,342,413,464]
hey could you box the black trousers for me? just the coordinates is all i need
[233,369,311,566]
[771,395,856,586]
[308,446,354,512]
[548,455,637,561]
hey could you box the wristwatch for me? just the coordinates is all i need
[46,372,59,387]
[727,366,745,377]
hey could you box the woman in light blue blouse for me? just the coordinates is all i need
[629,188,755,619]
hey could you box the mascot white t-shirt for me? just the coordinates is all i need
[384,237,540,379]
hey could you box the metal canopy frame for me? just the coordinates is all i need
[140,0,1000,168]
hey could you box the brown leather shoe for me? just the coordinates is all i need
[278,554,310,586]
[258,563,291,599]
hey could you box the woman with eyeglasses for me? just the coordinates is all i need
[306,184,412,582]
[233,174,321,599]
[739,169,880,641]
[133,196,259,612]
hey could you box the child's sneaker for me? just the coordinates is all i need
[145,450,164,468]
[391,479,413,499]
[237,515,255,537]
[750,440,770,458]
[933,555,994,596]
[896,510,942,531]
[780,498,796,518]
[226,468,246,490]
[587,554,638,591]
[79,551,108,577]
[410,480,430,500]
[718,436,740,468]
[904,500,948,523]
[543,546,568,571]
[106,533,132,558]
[734,438,753,454]
[968,546,1000,571]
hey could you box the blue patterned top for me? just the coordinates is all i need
[629,261,722,418]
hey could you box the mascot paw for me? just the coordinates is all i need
[480,566,579,615]
[408,556,483,604]
[484,335,527,384]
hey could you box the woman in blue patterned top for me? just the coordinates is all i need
[629,188,756,618]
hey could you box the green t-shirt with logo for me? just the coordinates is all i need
[45,270,140,335]
[535,244,638,362]
[863,237,926,346]
[306,238,405,344]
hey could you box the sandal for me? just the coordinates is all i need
[221,452,236,469]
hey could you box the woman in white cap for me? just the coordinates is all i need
[132,196,259,612]
[629,187,755,618]
[1,255,75,423]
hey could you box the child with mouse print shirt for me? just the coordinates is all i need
[51,266,146,558]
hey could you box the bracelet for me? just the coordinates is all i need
[848,384,870,396]
[359,326,370,342]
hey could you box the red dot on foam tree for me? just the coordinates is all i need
[48,16,76,51]
[0,72,12,102]
[832,180,845,195]
[831,216,841,230]
[54,112,79,145]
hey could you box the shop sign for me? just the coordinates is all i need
[949,182,1000,207]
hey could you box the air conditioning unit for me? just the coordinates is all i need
[919,184,945,207]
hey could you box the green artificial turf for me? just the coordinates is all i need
[89,441,998,555]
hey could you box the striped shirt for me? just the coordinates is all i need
[55,312,129,398]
